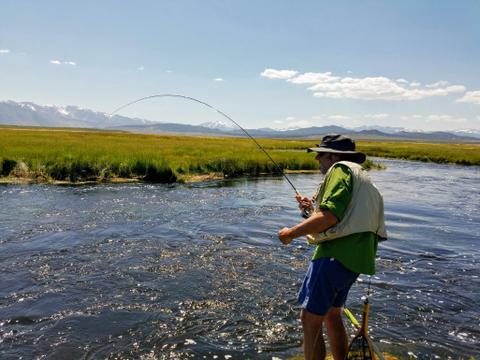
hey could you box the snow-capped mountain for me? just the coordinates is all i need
[0,100,157,128]
[453,129,480,139]
[1,100,479,141]
[352,125,406,134]
[199,120,235,131]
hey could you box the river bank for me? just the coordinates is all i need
[1,127,478,185]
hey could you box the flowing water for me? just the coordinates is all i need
[0,159,479,359]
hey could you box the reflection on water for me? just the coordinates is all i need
[0,159,479,359]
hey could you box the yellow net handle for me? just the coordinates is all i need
[343,307,387,360]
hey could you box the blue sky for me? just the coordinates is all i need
[1,0,479,131]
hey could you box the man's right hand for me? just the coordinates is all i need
[296,193,313,212]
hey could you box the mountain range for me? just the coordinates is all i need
[1,100,480,142]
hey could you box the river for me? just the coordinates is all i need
[0,159,479,359]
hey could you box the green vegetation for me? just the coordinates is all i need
[0,128,319,183]
[0,127,478,184]
[357,141,480,166]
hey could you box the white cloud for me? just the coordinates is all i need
[401,114,467,125]
[424,115,467,124]
[288,72,339,84]
[274,116,315,129]
[457,91,480,105]
[261,68,298,80]
[366,113,390,120]
[0,49,10,54]
[214,78,224,82]
[282,119,315,129]
[166,70,173,73]
[262,68,466,101]
[50,59,76,66]
[328,115,351,121]
[426,80,449,88]
[137,66,145,71]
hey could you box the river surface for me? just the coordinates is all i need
[0,159,479,359]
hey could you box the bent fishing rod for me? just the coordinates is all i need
[110,94,301,194]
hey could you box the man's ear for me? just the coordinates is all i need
[329,153,341,162]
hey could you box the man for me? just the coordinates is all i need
[277,134,386,360]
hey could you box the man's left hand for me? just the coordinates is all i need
[278,227,294,245]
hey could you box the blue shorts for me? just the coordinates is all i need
[298,258,359,316]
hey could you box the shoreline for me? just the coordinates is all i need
[2,129,478,186]
[1,157,477,186]
[0,170,324,186]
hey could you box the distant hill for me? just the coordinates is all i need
[0,100,153,128]
[1,100,479,142]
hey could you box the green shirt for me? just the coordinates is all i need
[312,163,378,275]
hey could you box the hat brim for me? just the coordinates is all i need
[307,147,366,164]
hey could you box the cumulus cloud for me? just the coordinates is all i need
[261,68,298,80]
[50,60,62,65]
[457,91,480,105]
[214,78,224,82]
[288,72,340,84]
[262,68,466,101]
[0,49,10,54]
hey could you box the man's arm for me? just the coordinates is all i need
[278,209,338,245]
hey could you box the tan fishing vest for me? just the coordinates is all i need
[306,161,387,245]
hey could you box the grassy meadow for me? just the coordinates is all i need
[356,141,480,166]
[0,127,479,183]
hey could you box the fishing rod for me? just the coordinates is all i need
[110,94,301,194]
[112,95,385,349]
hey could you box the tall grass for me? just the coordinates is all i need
[0,128,319,183]
[356,141,480,166]
[1,127,478,183]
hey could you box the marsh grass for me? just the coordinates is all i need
[1,127,478,183]
[357,141,480,166]
[0,128,319,183]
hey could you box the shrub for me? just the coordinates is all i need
[1,159,17,176]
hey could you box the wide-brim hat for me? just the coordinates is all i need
[307,134,366,164]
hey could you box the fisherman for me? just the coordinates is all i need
[277,134,386,360]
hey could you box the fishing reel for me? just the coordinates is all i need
[301,208,312,219]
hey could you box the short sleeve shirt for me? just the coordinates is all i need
[312,163,378,275]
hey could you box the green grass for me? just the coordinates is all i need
[0,128,319,183]
[357,141,480,166]
[0,127,478,183]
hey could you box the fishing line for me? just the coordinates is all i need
[110,94,300,194]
